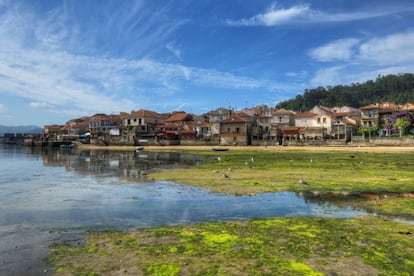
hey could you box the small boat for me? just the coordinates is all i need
[212,148,229,152]
[60,143,75,149]
[135,147,144,152]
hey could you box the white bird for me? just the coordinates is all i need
[245,161,249,166]
[228,167,233,171]
[213,170,220,173]
[310,158,313,163]
[251,157,255,162]
[299,179,309,185]
[222,173,230,178]
[217,156,221,161]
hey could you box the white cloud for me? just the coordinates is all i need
[307,30,414,87]
[166,43,181,59]
[0,3,293,120]
[308,38,359,62]
[225,2,414,27]
[29,102,53,109]
[226,3,309,26]
[310,66,344,87]
[359,31,414,65]
[0,103,7,113]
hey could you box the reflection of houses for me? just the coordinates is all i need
[219,113,251,145]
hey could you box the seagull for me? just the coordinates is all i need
[245,161,249,166]
[222,173,230,178]
[299,179,309,185]
[251,157,255,162]
[310,158,313,163]
[213,170,220,173]
[217,156,221,161]
[228,167,233,171]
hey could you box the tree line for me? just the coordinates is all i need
[276,73,414,111]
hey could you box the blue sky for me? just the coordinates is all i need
[1,0,414,126]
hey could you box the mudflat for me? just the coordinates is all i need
[76,144,414,153]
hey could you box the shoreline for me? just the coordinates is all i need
[73,143,414,153]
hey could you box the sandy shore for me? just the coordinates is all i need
[74,144,414,153]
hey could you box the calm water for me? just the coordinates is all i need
[0,144,367,275]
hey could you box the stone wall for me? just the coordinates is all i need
[368,137,414,146]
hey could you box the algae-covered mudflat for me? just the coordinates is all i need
[47,147,414,275]
[49,216,414,275]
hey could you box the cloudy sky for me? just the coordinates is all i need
[1,0,414,126]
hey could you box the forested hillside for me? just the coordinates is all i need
[276,73,414,111]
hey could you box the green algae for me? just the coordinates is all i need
[148,150,414,195]
[48,216,414,275]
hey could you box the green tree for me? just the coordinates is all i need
[358,125,379,140]
[394,118,411,137]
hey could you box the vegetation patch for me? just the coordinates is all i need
[148,150,414,195]
[48,216,414,275]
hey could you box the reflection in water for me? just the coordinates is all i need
[24,146,203,180]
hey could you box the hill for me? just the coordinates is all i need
[276,73,414,111]
[0,125,43,136]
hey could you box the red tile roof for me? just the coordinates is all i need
[295,112,317,119]
[220,114,247,123]
[125,109,161,119]
[166,111,192,122]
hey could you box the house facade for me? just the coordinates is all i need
[123,109,164,143]
[219,114,250,145]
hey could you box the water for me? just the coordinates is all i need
[0,145,367,275]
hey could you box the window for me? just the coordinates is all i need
[317,118,321,124]
[279,116,282,123]
[138,118,142,125]
[236,127,240,133]
[322,117,326,124]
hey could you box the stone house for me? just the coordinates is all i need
[89,114,122,136]
[360,102,399,134]
[207,107,231,137]
[294,112,327,140]
[219,113,251,145]
[123,109,165,144]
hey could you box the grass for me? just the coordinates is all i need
[47,148,414,275]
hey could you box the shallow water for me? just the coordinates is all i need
[0,144,369,275]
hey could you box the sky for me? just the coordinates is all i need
[1,0,414,126]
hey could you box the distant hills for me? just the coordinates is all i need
[0,125,43,136]
[276,73,414,111]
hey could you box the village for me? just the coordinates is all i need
[38,101,414,147]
